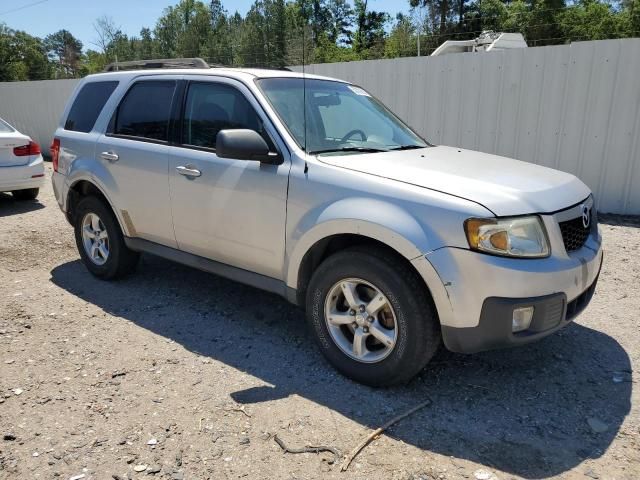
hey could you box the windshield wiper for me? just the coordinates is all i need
[389,144,427,151]
[310,146,389,155]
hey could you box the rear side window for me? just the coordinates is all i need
[182,82,266,149]
[113,81,176,142]
[0,118,15,132]
[65,81,118,132]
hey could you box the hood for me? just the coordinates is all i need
[318,146,591,216]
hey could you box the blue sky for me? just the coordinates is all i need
[0,0,410,50]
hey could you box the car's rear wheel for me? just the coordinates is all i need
[306,246,440,386]
[74,196,139,279]
[11,188,39,200]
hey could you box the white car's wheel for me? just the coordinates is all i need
[11,188,39,200]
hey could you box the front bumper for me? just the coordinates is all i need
[441,262,600,353]
[415,201,603,353]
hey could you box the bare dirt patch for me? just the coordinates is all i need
[1,165,638,479]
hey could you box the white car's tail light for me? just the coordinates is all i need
[13,140,41,156]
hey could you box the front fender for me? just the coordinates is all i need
[285,197,433,289]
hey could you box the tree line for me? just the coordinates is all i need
[0,0,638,82]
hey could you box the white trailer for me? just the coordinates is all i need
[431,31,527,56]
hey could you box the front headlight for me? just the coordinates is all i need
[464,216,550,258]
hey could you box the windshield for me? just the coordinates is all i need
[256,78,428,154]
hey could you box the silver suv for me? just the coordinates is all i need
[52,67,602,386]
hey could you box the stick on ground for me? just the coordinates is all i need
[273,434,341,465]
[340,397,432,472]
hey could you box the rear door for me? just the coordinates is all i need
[0,119,31,167]
[95,78,179,248]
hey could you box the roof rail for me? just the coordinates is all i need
[104,58,210,72]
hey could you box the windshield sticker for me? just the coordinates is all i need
[347,85,370,96]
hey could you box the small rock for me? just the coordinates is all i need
[587,417,608,434]
[133,465,147,472]
[3,433,16,441]
[12,388,23,395]
[147,438,158,446]
[474,469,498,480]
[584,468,600,479]
[239,437,250,445]
[612,371,632,383]
[69,475,86,480]
[4,359,15,364]
[224,456,232,462]
[33,452,39,457]
[171,472,184,480]
[147,465,161,474]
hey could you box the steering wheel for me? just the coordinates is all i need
[340,129,367,142]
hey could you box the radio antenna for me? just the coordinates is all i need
[302,1,308,173]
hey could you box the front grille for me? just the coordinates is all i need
[559,214,590,252]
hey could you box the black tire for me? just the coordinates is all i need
[74,196,139,280]
[306,245,441,387]
[11,188,39,200]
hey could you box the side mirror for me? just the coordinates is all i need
[216,129,282,164]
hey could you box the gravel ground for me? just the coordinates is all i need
[0,164,638,480]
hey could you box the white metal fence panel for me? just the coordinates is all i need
[0,39,638,213]
[295,39,640,214]
[0,78,79,155]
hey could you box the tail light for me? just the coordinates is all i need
[13,140,41,156]
[50,138,60,172]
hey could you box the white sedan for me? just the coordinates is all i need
[0,117,44,200]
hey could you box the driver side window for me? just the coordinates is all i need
[182,82,269,150]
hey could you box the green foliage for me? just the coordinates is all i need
[44,29,83,78]
[0,0,638,82]
[385,13,417,58]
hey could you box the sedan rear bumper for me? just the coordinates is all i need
[0,156,45,192]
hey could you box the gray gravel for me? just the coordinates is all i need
[1,164,638,479]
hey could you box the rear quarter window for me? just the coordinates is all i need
[0,118,15,133]
[65,81,119,133]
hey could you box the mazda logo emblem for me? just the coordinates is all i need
[581,205,591,229]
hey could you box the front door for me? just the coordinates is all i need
[168,78,290,280]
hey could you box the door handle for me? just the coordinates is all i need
[176,165,201,178]
[100,151,119,162]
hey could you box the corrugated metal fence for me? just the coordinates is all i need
[0,78,79,154]
[0,39,638,213]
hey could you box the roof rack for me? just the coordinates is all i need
[104,58,210,72]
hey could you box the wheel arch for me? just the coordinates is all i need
[287,211,439,305]
[66,178,129,236]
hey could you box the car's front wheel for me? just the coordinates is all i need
[306,246,440,386]
[74,196,139,280]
